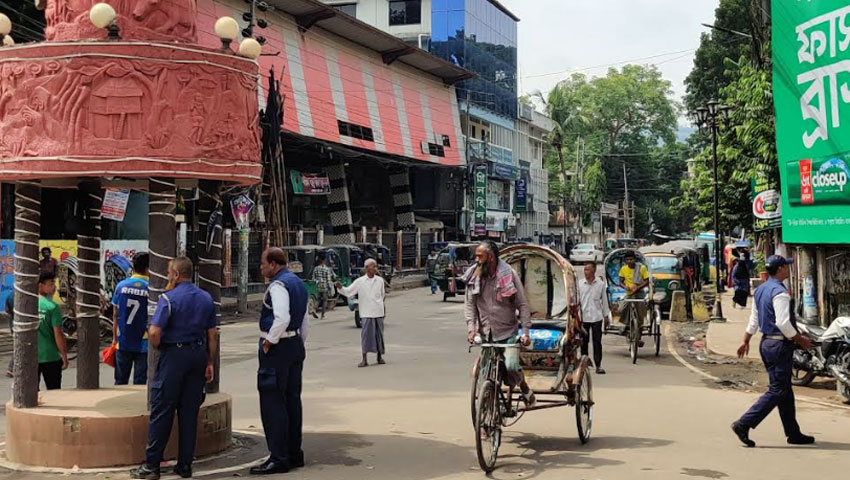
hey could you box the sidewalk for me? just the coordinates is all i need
[706,291,755,359]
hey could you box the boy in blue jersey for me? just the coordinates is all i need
[112,253,150,385]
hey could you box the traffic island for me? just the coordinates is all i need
[4,387,231,469]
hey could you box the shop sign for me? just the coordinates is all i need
[515,176,528,213]
[751,171,782,231]
[291,170,331,195]
[486,211,509,232]
[489,162,518,181]
[101,188,130,222]
[473,164,488,236]
[230,194,255,232]
[773,2,850,243]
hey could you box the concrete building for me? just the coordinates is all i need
[322,0,552,241]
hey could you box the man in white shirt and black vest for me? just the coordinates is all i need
[731,255,815,448]
[251,248,310,475]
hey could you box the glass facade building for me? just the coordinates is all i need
[430,0,518,119]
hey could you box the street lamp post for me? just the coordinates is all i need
[695,100,731,322]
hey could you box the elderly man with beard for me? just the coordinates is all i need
[463,241,534,407]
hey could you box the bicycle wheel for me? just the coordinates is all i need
[475,380,502,473]
[653,306,662,357]
[629,308,638,364]
[575,370,593,444]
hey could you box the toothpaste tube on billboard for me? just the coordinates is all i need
[786,156,850,205]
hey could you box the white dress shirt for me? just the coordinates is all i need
[338,274,386,318]
[578,277,611,323]
[264,283,310,344]
[745,292,796,339]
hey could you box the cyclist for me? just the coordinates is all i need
[463,241,535,407]
[618,250,649,347]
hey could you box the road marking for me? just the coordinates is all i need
[663,323,850,412]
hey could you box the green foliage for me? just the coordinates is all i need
[539,65,684,238]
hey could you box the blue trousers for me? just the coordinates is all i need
[115,349,148,385]
[258,337,305,464]
[430,278,438,294]
[145,343,208,468]
[738,338,802,437]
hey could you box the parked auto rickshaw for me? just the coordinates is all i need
[326,244,370,327]
[432,243,477,301]
[282,245,353,317]
[355,242,394,284]
[639,243,702,318]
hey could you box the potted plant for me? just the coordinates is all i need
[755,251,768,281]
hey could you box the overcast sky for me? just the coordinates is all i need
[499,0,720,121]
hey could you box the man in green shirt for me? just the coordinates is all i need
[37,272,67,390]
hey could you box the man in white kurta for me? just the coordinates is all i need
[337,259,387,367]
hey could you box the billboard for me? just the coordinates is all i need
[774,1,850,242]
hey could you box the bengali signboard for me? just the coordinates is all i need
[101,188,130,222]
[290,171,331,195]
[515,176,528,213]
[473,164,488,236]
[774,1,850,242]
[751,172,782,231]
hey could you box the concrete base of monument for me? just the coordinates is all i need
[3,387,235,469]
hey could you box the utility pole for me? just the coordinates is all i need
[622,162,630,237]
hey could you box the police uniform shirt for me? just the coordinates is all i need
[745,288,795,339]
[151,282,216,343]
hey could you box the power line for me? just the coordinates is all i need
[521,47,698,79]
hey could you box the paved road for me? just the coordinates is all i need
[2,287,850,479]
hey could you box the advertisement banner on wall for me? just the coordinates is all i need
[751,171,782,231]
[473,164,488,236]
[101,188,131,222]
[515,176,528,213]
[773,2,850,242]
[290,170,331,195]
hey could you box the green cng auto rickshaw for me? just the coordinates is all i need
[640,244,702,318]
[433,243,477,301]
[282,245,353,317]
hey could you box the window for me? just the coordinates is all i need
[427,142,446,157]
[389,0,421,25]
[338,120,374,141]
[332,3,357,17]
[487,179,509,211]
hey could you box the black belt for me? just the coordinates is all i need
[161,341,204,348]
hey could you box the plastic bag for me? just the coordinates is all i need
[101,344,116,368]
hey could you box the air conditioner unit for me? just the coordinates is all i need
[518,103,534,121]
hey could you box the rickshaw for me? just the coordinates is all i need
[602,248,662,363]
[355,242,394,284]
[281,245,353,318]
[59,255,123,359]
[433,243,477,301]
[639,244,702,318]
[470,245,593,472]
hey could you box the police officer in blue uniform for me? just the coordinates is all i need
[131,257,217,480]
[250,247,309,475]
[731,255,815,448]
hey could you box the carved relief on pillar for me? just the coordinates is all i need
[45,0,198,44]
[0,44,262,184]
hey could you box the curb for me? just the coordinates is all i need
[663,323,850,412]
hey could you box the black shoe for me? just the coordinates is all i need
[638,340,645,348]
[596,368,606,374]
[787,433,815,445]
[173,464,193,478]
[289,455,305,469]
[731,421,755,448]
[250,460,290,475]
[130,464,161,480]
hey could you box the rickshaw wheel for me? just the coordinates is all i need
[354,310,362,329]
[470,356,481,425]
[575,370,593,444]
[629,309,639,364]
[475,380,501,472]
[653,306,662,356]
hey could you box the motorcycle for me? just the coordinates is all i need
[792,317,850,403]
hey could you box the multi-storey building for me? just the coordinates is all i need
[323,0,552,241]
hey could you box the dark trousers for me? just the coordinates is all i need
[317,291,328,317]
[738,338,802,437]
[115,349,148,385]
[38,360,62,390]
[258,337,305,464]
[145,343,208,469]
[581,321,604,369]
